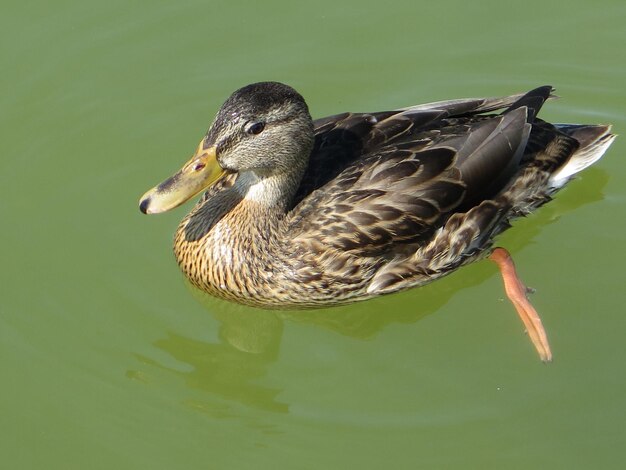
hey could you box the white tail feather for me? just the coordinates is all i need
[549,128,615,188]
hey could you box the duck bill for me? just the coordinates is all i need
[139,144,224,214]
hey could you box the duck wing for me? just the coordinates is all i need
[287,87,553,256]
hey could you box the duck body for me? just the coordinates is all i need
[141,82,614,309]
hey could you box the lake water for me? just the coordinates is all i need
[2,1,625,468]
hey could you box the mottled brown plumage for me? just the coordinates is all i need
[141,82,614,311]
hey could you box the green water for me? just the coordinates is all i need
[2,0,625,468]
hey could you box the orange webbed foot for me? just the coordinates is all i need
[489,247,553,362]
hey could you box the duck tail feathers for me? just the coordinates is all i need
[549,124,616,188]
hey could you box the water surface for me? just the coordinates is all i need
[2,1,626,468]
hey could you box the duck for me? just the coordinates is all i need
[140,82,615,361]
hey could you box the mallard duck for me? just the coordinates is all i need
[140,82,615,361]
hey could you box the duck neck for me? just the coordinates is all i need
[235,173,288,214]
[235,162,307,214]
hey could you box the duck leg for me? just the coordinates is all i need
[489,247,552,362]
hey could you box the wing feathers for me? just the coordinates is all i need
[287,87,560,255]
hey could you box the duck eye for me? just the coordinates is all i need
[246,121,265,135]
